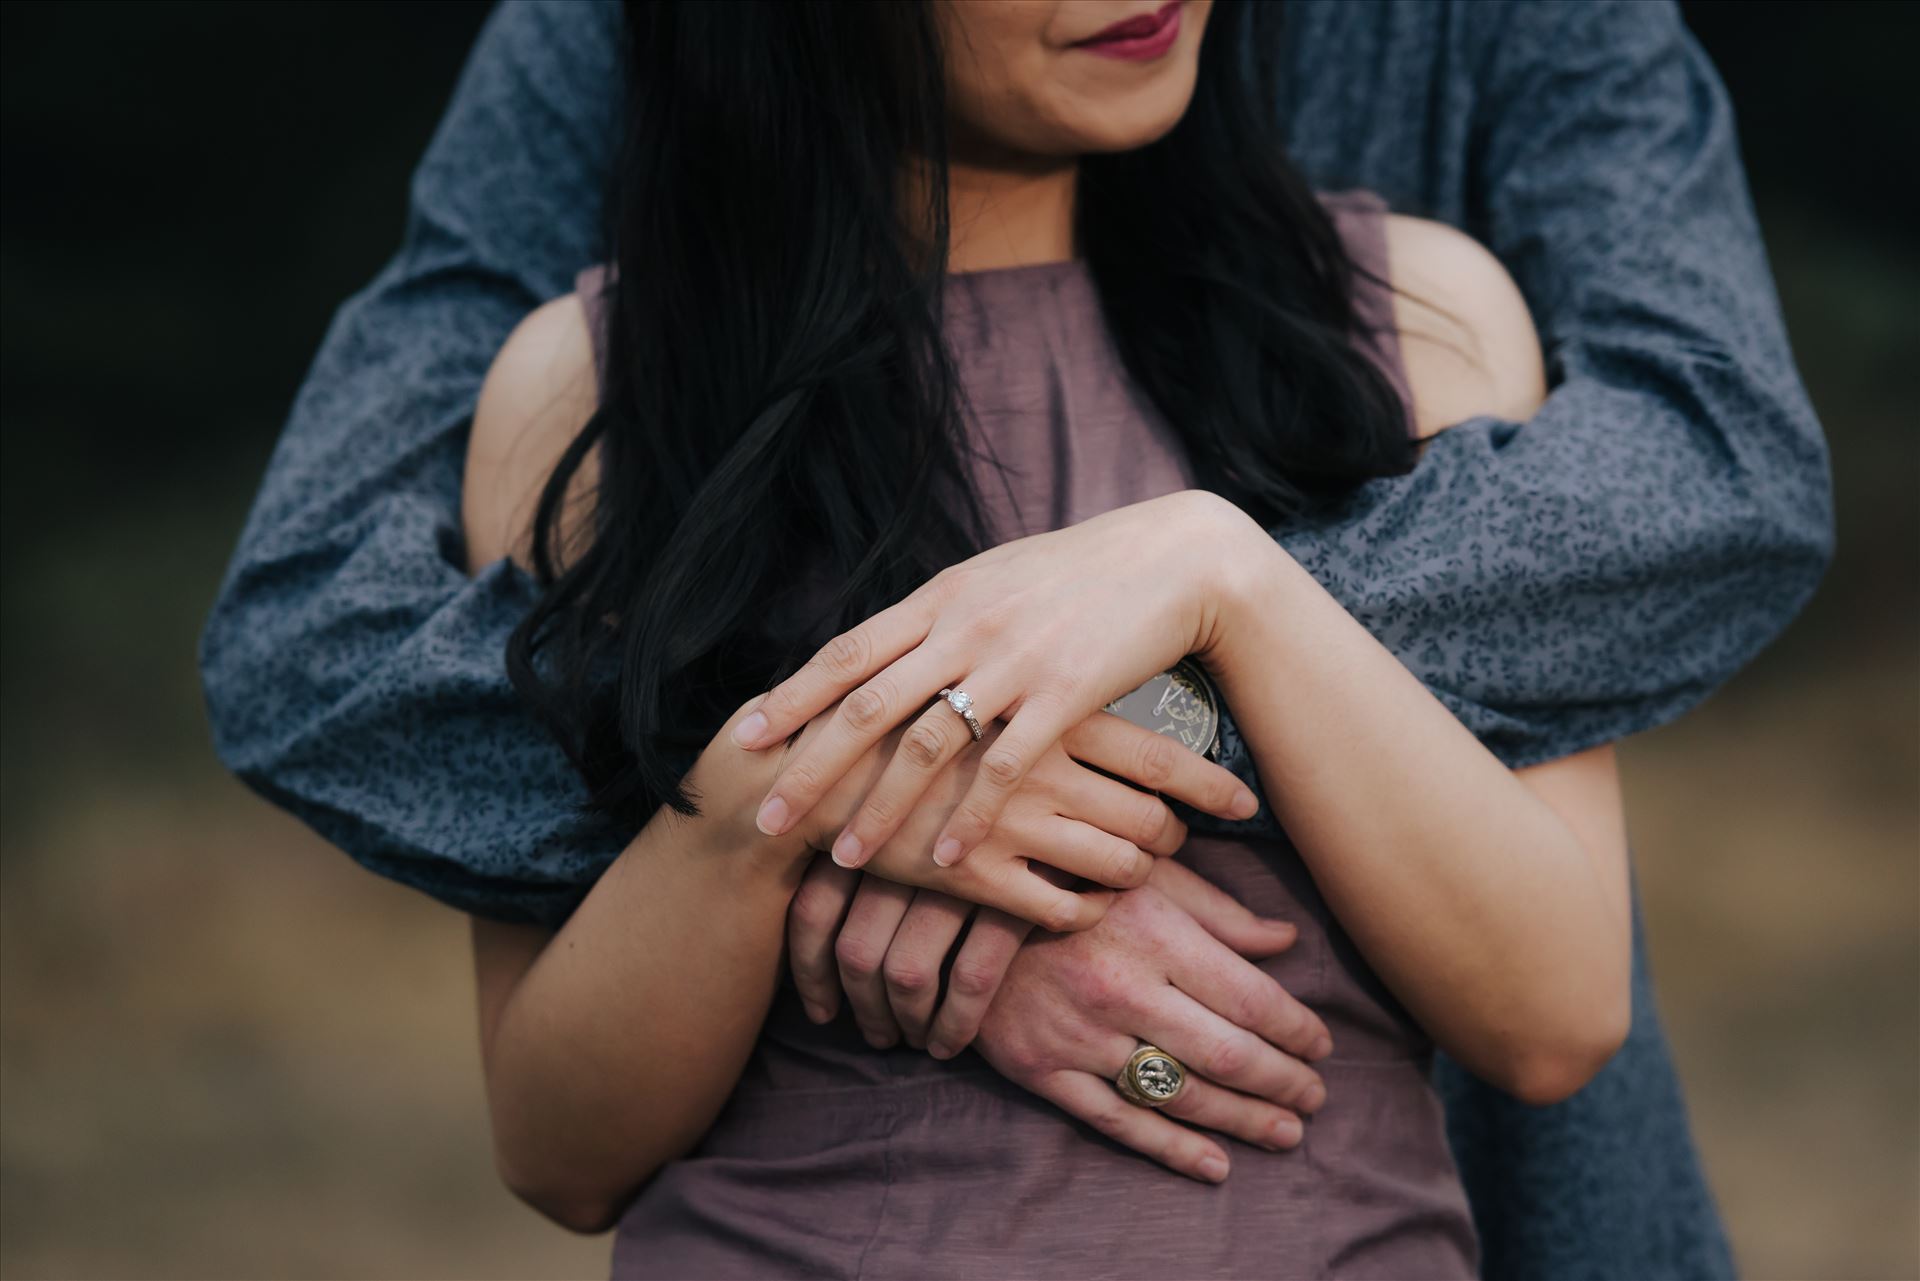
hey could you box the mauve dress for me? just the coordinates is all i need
[584,191,1478,1281]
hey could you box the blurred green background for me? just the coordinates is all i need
[2,2,1913,1278]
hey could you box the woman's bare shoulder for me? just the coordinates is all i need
[461,294,601,575]
[1380,214,1548,439]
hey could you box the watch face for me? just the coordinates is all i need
[1103,658,1221,761]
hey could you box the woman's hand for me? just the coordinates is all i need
[783,706,1264,1032]
[732,490,1264,869]
[973,859,1332,1184]
[781,698,1259,938]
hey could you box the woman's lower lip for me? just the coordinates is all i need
[1073,2,1183,62]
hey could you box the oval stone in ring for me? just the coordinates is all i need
[1132,1053,1185,1102]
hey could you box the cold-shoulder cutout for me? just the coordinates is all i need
[1381,214,1548,439]
[461,293,601,576]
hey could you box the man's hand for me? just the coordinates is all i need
[792,856,1333,1183]
[787,858,1035,1051]
[971,859,1331,1182]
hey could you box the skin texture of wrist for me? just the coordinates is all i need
[1182,490,1290,660]
[684,707,816,876]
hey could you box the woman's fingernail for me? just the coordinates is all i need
[831,831,864,868]
[1198,1155,1230,1183]
[756,794,790,836]
[1231,787,1259,818]
[1272,1116,1304,1148]
[927,1041,954,1060]
[732,710,769,747]
[932,838,963,867]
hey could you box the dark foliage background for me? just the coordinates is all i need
[2,2,1913,1276]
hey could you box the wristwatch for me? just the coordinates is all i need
[1102,657,1222,762]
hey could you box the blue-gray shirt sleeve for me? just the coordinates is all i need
[1195,0,1831,821]
[198,0,629,926]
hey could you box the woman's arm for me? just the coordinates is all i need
[1204,528,1630,1104]
[472,714,808,1233]
[461,297,815,1230]
[1195,217,1632,1102]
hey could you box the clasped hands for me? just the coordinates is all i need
[736,492,1330,1182]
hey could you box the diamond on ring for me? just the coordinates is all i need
[938,687,984,742]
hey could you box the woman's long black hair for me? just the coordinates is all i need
[508,0,1415,829]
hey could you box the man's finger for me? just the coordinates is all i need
[1030,1069,1232,1185]
[925,909,1031,1059]
[1148,858,1299,959]
[1159,1074,1305,1153]
[882,891,972,1047]
[834,877,916,1048]
[1135,984,1327,1115]
[1163,917,1334,1064]
[786,855,859,1022]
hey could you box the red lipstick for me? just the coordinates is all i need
[1071,1,1184,62]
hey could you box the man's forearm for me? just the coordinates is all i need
[199,1,627,925]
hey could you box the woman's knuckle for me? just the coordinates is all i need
[952,806,995,844]
[970,592,1014,634]
[841,682,890,730]
[937,855,984,895]
[1038,898,1081,933]
[980,749,1024,789]
[933,563,976,600]
[1135,799,1173,849]
[901,723,947,769]
[1106,845,1150,889]
[820,632,870,679]
[858,794,897,829]
[755,688,788,718]
[1134,734,1178,789]
[781,761,823,800]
